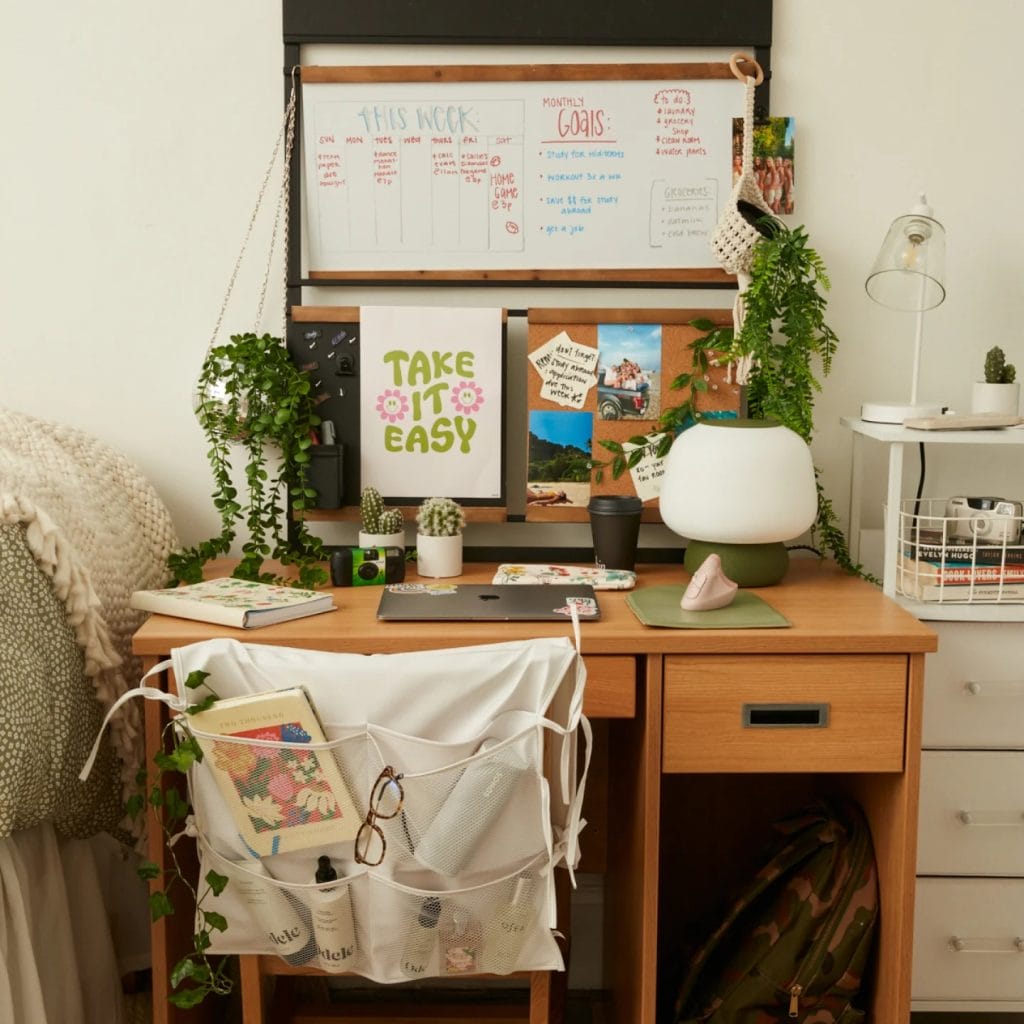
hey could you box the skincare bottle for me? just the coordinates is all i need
[482,873,537,974]
[415,738,527,875]
[310,856,358,973]
[400,896,442,977]
[441,905,482,975]
[230,859,314,966]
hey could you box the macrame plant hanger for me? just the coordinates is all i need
[193,67,299,430]
[709,52,772,387]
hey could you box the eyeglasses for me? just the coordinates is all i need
[354,765,404,866]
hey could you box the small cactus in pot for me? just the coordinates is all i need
[416,497,466,537]
[358,486,405,547]
[972,347,1020,416]
[415,497,465,577]
[984,346,1017,384]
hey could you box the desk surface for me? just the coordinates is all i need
[132,557,937,658]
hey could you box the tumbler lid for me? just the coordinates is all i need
[587,494,642,514]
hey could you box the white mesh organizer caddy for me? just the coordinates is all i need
[89,632,590,982]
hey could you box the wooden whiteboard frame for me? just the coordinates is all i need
[301,62,741,285]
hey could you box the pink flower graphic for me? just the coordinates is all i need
[450,380,484,414]
[267,772,297,802]
[376,389,409,423]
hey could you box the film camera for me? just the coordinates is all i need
[330,546,406,587]
[945,496,1023,545]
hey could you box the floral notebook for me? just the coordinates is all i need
[188,686,360,857]
[492,564,637,590]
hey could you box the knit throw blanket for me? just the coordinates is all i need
[0,409,179,839]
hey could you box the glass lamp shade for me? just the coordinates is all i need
[660,419,818,586]
[865,206,946,312]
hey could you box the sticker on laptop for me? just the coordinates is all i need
[554,597,599,619]
[385,584,458,596]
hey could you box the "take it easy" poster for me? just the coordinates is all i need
[359,305,503,500]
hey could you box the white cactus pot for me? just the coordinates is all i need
[416,534,463,578]
[971,382,1020,417]
[358,530,405,551]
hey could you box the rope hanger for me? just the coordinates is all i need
[728,51,765,85]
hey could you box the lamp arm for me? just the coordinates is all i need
[909,269,929,404]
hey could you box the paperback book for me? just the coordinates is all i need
[188,686,360,857]
[897,554,1024,587]
[130,577,335,629]
[902,542,1024,566]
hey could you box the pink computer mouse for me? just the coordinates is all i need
[681,553,739,611]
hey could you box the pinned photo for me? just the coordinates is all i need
[597,323,661,421]
[527,409,593,508]
[732,115,795,215]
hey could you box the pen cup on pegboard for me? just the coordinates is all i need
[309,444,344,509]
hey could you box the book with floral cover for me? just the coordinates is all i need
[188,687,360,857]
[129,577,335,629]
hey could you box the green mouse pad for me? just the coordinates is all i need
[626,585,790,629]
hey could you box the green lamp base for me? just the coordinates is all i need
[683,539,790,587]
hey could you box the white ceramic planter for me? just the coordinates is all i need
[358,530,405,551]
[416,534,463,578]
[971,381,1020,416]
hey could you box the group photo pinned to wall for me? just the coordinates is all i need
[525,309,740,522]
[731,115,795,215]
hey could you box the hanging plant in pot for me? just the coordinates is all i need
[168,332,328,588]
[415,497,466,578]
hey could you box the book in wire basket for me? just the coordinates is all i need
[187,686,360,857]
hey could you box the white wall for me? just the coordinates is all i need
[3,1,1019,551]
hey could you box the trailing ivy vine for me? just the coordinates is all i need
[168,333,328,588]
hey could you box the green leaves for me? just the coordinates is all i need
[169,332,329,588]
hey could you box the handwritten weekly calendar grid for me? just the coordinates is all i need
[301,76,743,272]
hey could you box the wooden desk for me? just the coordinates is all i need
[134,558,936,1024]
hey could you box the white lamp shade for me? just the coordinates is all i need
[660,420,818,543]
[865,203,946,313]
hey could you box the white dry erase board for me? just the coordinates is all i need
[300,64,745,283]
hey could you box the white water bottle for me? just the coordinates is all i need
[415,738,527,876]
[230,859,313,966]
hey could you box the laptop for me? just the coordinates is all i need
[376,583,600,622]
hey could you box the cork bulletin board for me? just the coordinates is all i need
[525,308,738,523]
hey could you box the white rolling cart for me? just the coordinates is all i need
[843,416,1024,1013]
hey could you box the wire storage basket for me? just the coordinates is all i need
[897,498,1024,603]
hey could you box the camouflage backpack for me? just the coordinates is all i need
[674,799,878,1024]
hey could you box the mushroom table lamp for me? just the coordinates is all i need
[659,419,818,586]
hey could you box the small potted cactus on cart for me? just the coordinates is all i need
[415,497,466,578]
[358,486,406,549]
[972,346,1020,416]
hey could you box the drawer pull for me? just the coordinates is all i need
[742,703,830,729]
[957,809,1024,827]
[948,935,1024,954]
[965,680,1024,697]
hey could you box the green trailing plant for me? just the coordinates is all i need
[359,486,405,535]
[128,670,232,1008]
[416,496,466,537]
[168,333,328,589]
[984,346,1016,384]
[593,220,870,579]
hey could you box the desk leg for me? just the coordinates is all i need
[604,655,661,1024]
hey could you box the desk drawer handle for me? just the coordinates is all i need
[957,809,1024,827]
[742,703,830,728]
[948,935,1024,954]
[965,681,1024,697]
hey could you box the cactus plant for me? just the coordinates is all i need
[984,346,1016,384]
[416,497,465,537]
[360,486,404,535]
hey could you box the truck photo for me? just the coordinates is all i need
[597,368,651,420]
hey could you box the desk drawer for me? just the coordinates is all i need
[924,622,1024,749]
[918,751,1024,876]
[582,656,636,718]
[913,878,1024,1001]
[663,655,907,773]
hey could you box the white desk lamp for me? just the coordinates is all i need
[861,193,947,424]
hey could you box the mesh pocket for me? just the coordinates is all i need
[365,857,560,982]
[365,726,546,877]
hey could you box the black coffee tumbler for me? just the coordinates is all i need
[587,495,643,571]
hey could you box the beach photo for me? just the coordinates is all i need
[527,409,593,507]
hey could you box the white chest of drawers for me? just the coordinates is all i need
[912,621,1024,1012]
